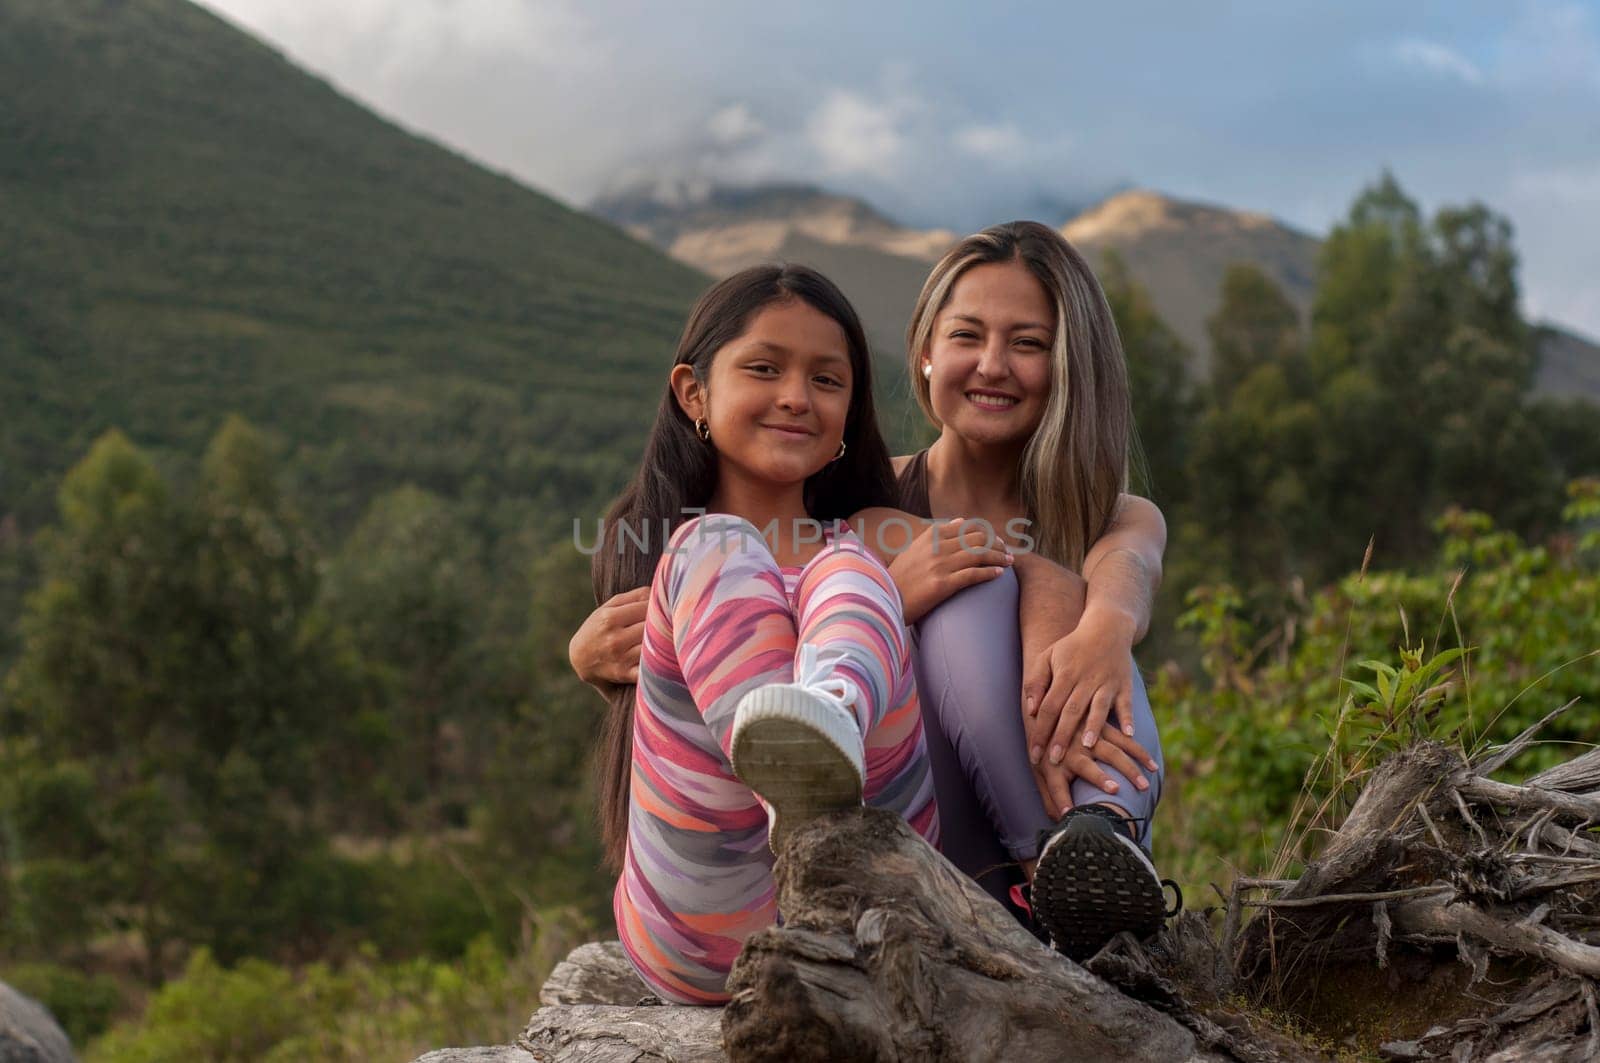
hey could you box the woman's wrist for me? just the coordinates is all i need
[1077,598,1139,645]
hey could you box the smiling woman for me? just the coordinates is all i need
[890,220,1176,960]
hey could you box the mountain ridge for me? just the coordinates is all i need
[593,180,1600,399]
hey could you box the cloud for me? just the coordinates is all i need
[201,0,602,83]
[191,0,1600,336]
[1390,38,1484,84]
[804,90,915,180]
[707,103,765,146]
[954,123,1026,158]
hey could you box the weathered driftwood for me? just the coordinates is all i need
[720,806,1215,1062]
[418,724,1598,1063]
[515,941,724,1063]
[537,942,651,1007]
[520,1005,724,1063]
[413,1049,531,1063]
[1232,727,1600,1061]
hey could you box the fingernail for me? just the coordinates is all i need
[1029,745,1042,765]
[1124,723,1135,736]
[1148,760,1159,772]
[1048,744,1064,764]
[1102,780,1119,794]
[1025,696,1035,716]
[1135,777,1149,791]
[1081,730,1096,748]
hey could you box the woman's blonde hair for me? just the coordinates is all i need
[907,221,1131,571]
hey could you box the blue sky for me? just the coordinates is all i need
[198,0,1600,339]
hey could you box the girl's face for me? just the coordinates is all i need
[921,258,1055,447]
[676,298,854,491]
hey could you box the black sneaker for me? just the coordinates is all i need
[1030,805,1180,961]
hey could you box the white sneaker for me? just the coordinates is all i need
[730,643,866,854]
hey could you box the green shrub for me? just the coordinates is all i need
[85,910,590,1063]
[0,962,123,1046]
[1154,480,1600,887]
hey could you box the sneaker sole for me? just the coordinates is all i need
[1032,826,1166,961]
[730,686,863,853]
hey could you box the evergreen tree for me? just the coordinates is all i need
[1101,253,1198,508]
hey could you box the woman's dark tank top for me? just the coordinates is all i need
[895,448,934,519]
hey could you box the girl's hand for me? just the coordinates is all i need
[568,586,648,688]
[1031,723,1157,819]
[1022,609,1152,767]
[886,517,1014,625]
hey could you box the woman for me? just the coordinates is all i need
[888,221,1174,959]
[574,225,1174,960]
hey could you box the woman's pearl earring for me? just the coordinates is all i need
[922,363,932,380]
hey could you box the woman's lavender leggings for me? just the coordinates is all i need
[911,568,1164,906]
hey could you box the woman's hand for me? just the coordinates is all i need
[1021,607,1155,767]
[885,517,1013,625]
[568,586,648,689]
[1031,722,1157,819]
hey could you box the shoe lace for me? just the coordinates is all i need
[794,642,862,722]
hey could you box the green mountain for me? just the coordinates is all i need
[0,0,708,550]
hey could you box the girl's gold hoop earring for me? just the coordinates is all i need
[831,439,847,462]
[695,417,711,442]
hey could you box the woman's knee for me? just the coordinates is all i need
[915,567,1022,722]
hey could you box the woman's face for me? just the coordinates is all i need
[922,258,1055,447]
[680,298,854,489]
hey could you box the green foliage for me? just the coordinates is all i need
[84,911,588,1063]
[1101,252,1199,510]
[1175,171,1596,610]
[1154,489,1600,886]
[1208,264,1303,403]
[321,486,485,830]
[0,0,706,686]
[0,962,123,1046]
[0,422,363,970]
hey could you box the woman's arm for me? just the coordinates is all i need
[1079,494,1166,644]
[1015,495,1166,795]
[1015,493,1166,667]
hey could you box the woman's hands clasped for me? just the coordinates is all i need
[1021,612,1159,818]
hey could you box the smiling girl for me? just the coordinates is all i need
[588,265,938,1004]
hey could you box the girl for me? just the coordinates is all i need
[589,264,939,1004]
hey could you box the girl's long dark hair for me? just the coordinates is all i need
[592,264,896,870]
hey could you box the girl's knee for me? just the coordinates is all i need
[668,513,764,554]
[662,514,775,577]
